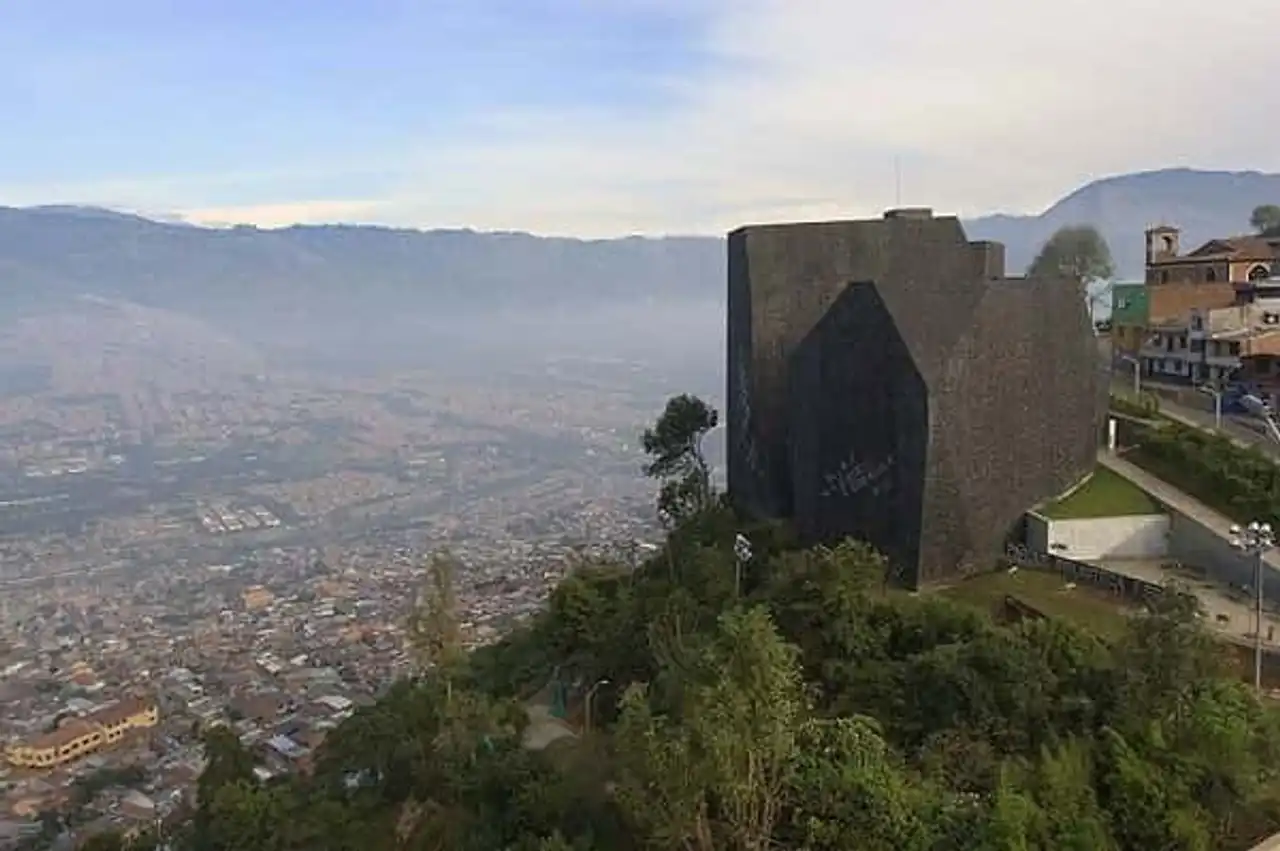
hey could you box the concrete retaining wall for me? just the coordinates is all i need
[1166,509,1280,606]
[1025,512,1169,562]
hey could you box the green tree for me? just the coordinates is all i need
[1026,741,1116,851]
[196,725,257,809]
[1027,225,1115,285]
[192,725,260,851]
[783,716,940,851]
[407,550,465,702]
[203,781,292,851]
[614,606,806,851]
[76,833,131,851]
[642,394,719,523]
[1252,204,1280,236]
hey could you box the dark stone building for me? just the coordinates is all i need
[726,208,1100,587]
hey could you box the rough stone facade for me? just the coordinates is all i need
[726,209,1100,588]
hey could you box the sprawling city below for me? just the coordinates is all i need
[0,293,692,836]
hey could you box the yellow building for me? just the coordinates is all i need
[3,698,159,769]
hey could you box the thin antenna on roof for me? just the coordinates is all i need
[894,156,902,207]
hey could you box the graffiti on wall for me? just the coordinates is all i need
[820,452,895,499]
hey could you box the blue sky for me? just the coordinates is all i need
[3,0,1280,235]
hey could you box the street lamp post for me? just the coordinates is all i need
[1200,383,1223,431]
[1230,521,1276,693]
[1119,354,1142,399]
[584,678,610,734]
[733,533,753,599]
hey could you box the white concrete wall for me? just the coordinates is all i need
[1026,512,1169,562]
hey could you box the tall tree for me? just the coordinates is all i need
[1252,204,1280,236]
[642,395,719,523]
[193,726,260,851]
[1026,225,1115,285]
[407,550,465,702]
[196,726,257,809]
[614,606,806,851]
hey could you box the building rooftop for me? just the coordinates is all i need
[23,717,100,751]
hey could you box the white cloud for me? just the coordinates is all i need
[369,0,1280,236]
[178,199,382,229]
[12,0,1280,237]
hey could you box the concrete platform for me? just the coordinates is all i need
[1099,557,1280,648]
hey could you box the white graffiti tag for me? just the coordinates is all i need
[820,453,895,499]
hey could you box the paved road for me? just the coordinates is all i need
[1115,379,1280,458]
[522,704,578,751]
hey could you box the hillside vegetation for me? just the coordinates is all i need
[1130,419,1280,527]
[64,395,1280,851]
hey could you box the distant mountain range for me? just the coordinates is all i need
[3,168,1278,322]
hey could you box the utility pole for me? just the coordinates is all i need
[584,678,610,734]
[1119,354,1141,399]
[1201,382,1223,430]
[1231,521,1276,693]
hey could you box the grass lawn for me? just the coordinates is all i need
[936,569,1134,641]
[1040,467,1162,520]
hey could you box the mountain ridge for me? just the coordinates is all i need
[2,168,1277,321]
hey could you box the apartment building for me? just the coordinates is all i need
[3,698,159,769]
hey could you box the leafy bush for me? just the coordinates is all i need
[1109,392,1160,420]
[1132,421,1280,525]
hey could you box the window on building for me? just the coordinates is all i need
[1160,270,1170,284]
[1250,264,1270,281]
[1206,267,1218,282]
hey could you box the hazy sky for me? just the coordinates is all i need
[3,0,1278,236]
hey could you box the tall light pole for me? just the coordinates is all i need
[1231,521,1276,693]
[733,533,753,599]
[584,678,610,734]
[1200,382,1223,430]
[1119,354,1142,399]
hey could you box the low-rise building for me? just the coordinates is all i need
[1110,281,1148,354]
[1140,300,1280,391]
[2,698,159,769]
